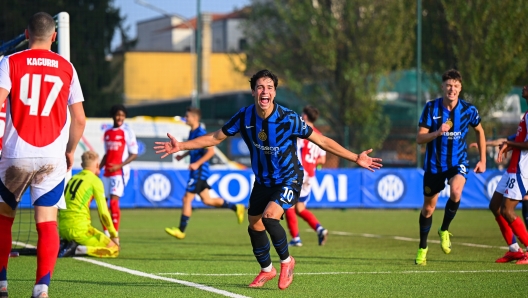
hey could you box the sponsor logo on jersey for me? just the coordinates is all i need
[253,142,279,155]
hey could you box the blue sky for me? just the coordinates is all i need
[112,0,250,49]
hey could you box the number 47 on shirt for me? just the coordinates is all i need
[19,73,63,116]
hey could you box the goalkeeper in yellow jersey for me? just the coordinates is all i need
[58,151,120,258]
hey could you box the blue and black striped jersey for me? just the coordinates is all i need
[188,126,210,181]
[222,104,313,191]
[419,98,481,173]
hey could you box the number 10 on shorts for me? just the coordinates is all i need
[281,186,294,204]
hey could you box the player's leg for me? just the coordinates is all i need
[437,169,466,254]
[285,207,300,246]
[500,177,528,264]
[0,203,15,295]
[296,190,327,246]
[108,175,126,234]
[490,173,523,262]
[198,181,245,224]
[264,185,298,290]
[247,183,276,288]
[165,192,195,239]
[69,226,119,258]
[416,171,443,265]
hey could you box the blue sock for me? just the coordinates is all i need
[221,200,237,211]
[179,215,190,233]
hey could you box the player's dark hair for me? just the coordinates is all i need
[250,69,279,91]
[442,69,462,84]
[186,106,201,119]
[28,12,56,41]
[303,105,319,123]
[110,104,127,117]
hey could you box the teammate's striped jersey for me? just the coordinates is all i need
[103,124,138,177]
[507,111,528,174]
[222,104,313,191]
[59,169,117,237]
[419,98,481,173]
[298,127,326,177]
[188,126,210,180]
[0,49,84,158]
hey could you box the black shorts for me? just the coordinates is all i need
[248,182,299,216]
[423,165,467,196]
[186,179,211,194]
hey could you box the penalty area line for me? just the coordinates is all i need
[73,257,250,298]
[158,269,528,276]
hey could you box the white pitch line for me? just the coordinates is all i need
[320,230,509,250]
[74,257,249,298]
[158,269,528,276]
[12,241,36,249]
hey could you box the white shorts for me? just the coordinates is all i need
[299,175,314,204]
[102,174,129,198]
[0,157,66,209]
[496,172,528,201]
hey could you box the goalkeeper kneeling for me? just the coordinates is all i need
[58,151,120,258]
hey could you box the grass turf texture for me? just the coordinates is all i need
[8,209,528,297]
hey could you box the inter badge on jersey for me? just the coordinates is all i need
[445,118,453,128]
[258,129,267,141]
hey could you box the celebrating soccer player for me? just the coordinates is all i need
[415,69,486,265]
[285,105,329,247]
[0,12,86,298]
[165,107,245,240]
[487,84,528,264]
[100,104,138,238]
[154,69,382,290]
[58,151,120,258]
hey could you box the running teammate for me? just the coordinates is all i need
[165,107,245,239]
[415,69,486,265]
[100,104,138,237]
[58,151,120,258]
[488,84,528,264]
[286,105,328,247]
[154,69,382,290]
[0,12,86,298]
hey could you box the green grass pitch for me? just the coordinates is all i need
[7,208,528,297]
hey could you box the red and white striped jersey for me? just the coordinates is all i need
[297,127,326,177]
[103,124,138,177]
[508,111,528,174]
[0,50,84,158]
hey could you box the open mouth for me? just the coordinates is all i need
[260,96,270,105]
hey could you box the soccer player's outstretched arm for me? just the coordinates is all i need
[66,102,86,171]
[472,124,486,173]
[93,179,118,243]
[154,129,228,159]
[307,133,382,172]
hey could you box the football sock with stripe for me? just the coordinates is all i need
[0,215,14,286]
[110,199,121,231]
[221,200,237,211]
[495,215,516,246]
[440,199,460,231]
[179,215,190,233]
[262,218,290,261]
[509,217,528,247]
[35,221,59,291]
[284,208,298,238]
[299,209,320,231]
[419,213,432,249]
[248,227,272,270]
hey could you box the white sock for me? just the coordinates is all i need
[75,245,88,256]
[33,284,48,297]
[509,243,521,252]
[104,230,111,237]
[261,263,273,272]
[0,280,7,290]
[316,226,324,233]
[292,237,301,242]
[280,256,291,263]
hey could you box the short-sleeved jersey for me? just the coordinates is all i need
[0,101,6,153]
[222,104,313,191]
[0,49,84,158]
[188,126,210,181]
[507,111,528,174]
[298,127,326,177]
[59,170,117,237]
[103,124,138,177]
[419,98,481,173]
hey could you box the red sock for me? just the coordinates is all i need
[36,221,59,285]
[509,217,528,247]
[495,215,516,245]
[285,208,299,238]
[0,215,14,281]
[110,199,121,231]
[299,209,320,231]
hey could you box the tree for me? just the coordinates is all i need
[422,0,528,115]
[0,0,132,116]
[243,0,415,153]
